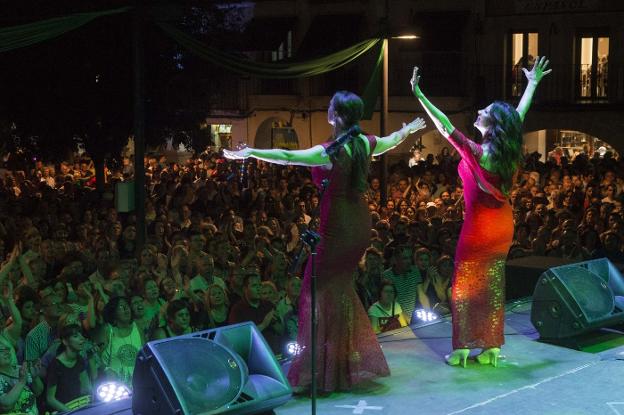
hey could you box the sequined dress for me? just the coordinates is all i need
[287,134,391,392]
[449,128,514,349]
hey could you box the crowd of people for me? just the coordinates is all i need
[0,141,623,413]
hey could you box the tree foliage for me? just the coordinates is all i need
[0,1,247,163]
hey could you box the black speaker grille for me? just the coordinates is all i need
[151,338,247,414]
[552,266,614,322]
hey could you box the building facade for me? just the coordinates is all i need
[205,0,624,162]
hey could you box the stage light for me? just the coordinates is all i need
[392,35,419,40]
[414,309,438,322]
[96,382,131,403]
[285,341,302,356]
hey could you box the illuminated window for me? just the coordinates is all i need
[271,31,293,61]
[210,124,233,148]
[578,35,609,98]
[217,125,232,134]
[509,32,538,97]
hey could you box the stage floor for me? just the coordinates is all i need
[276,299,624,415]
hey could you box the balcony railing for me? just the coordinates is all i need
[478,63,624,105]
[246,78,298,96]
[200,76,245,111]
[309,67,360,96]
[199,62,623,112]
[243,52,466,98]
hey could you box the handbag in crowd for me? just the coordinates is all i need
[376,302,402,333]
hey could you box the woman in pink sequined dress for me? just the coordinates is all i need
[412,57,551,367]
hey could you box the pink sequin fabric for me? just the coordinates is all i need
[448,128,514,350]
[287,135,391,392]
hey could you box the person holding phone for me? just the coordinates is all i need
[46,324,92,413]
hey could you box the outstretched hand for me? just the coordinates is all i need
[402,117,426,135]
[522,56,552,84]
[223,147,252,160]
[410,66,421,95]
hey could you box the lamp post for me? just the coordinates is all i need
[132,1,146,253]
[379,34,419,204]
[380,37,389,204]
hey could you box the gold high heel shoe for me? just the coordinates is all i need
[445,348,470,368]
[476,348,501,367]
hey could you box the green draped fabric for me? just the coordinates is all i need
[156,20,383,119]
[0,7,131,53]
[360,40,383,120]
[156,21,381,79]
[0,8,382,121]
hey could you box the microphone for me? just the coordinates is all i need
[321,179,329,191]
[319,178,330,200]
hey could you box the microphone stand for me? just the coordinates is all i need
[297,178,328,415]
[296,128,347,413]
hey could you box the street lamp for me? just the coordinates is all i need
[379,33,419,204]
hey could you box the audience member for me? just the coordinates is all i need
[0,142,622,414]
[368,280,409,334]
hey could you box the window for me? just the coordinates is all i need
[509,32,538,97]
[210,125,233,148]
[577,35,609,99]
[271,31,293,62]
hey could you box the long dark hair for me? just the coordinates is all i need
[483,101,523,196]
[57,323,83,354]
[103,296,130,325]
[330,91,368,192]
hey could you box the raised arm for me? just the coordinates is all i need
[374,118,426,156]
[0,245,18,282]
[516,56,552,122]
[3,282,22,346]
[410,67,455,137]
[410,67,479,158]
[223,145,329,167]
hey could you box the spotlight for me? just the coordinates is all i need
[96,382,131,403]
[285,341,302,356]
[414,309,438,323]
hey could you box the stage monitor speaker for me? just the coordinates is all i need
[132,322,291,415]
[505,256,576,300]
[531,258,624,340]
